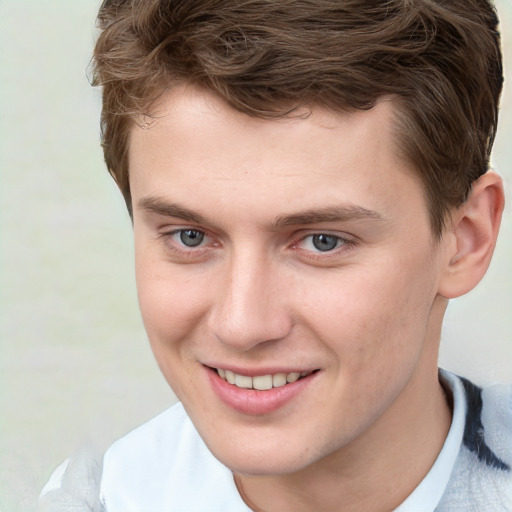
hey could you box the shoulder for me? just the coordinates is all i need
[457,375,512,472]
[102,401,192,472]
[40,403,249,511]
[100,402,249,511]
[39,447,104,512]
[437,371,512,511]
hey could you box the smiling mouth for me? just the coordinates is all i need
[214,368,317,390]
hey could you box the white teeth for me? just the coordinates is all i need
[216,368,312,389]
[253,375,273,391]
[286,372,300,383]
[272,373,287,388]
[235,374,252,389]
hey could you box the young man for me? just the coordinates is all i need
[41,0,511,510]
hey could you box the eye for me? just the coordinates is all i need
[302,233,343,252]
[157,227,217,261]
[310,234,340,251]
[179,229,205,247]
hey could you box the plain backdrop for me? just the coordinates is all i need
[0,1,511,510]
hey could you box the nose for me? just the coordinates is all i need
[207,249,293,351]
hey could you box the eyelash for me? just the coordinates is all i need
[292,233,356,259]
[157,228,357,261]
[157,229,215,257]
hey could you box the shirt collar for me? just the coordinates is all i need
[394,369,466,512]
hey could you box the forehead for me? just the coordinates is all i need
[132,87,398,162]
[128,86,427,229]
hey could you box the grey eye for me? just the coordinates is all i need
[180,230,205,247]
[312,234,339,251]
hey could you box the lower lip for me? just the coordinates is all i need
[206,368,317,415]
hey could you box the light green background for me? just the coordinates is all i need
[0,1,511,510]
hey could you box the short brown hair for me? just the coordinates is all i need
[92,0,503,236]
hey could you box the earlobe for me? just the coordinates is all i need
[438,171,504,299]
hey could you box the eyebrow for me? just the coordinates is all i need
[273,205,386,228]
[138,196,386,228]
[138,196,206,224]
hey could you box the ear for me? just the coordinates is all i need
[438,171,505,299]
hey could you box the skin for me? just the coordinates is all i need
[128,85,498,511]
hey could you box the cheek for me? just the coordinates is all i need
[135,251,210,347]
[296,260,439,435]
[135,262,211,400]
[298,256,438,368]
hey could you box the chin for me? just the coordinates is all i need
[204,432,325,477]
[218,453,310,477]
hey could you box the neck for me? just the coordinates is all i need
[235,300,452,512]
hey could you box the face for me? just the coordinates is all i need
[129,86,450,476]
